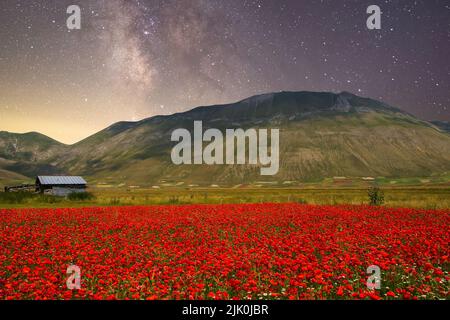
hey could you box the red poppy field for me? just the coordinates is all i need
[1,204,449,300]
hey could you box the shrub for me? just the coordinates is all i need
[0,191,35,204]
[67,192,95,201]
[368,187,384,206]
[168,196,180,204]
[109,197,121,205]
[41,195,62,204]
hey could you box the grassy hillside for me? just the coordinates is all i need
[0,131,65,161]
[56,111,450,186]
[0,132,66,184]
[1,91,450,186]
[431,120,450,133]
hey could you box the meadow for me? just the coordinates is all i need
[1,185,448,300]
[0,186,449,209]
[1,203,448,300]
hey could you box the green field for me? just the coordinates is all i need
[1,186,449,209]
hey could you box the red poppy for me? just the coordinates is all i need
[1,204,448,300]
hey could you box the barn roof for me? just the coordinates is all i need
[36,176,87,186]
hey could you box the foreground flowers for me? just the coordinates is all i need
[1,204,449,300]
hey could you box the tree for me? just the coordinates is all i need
[368,186,384,206]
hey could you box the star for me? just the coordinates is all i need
[0,0,447,144]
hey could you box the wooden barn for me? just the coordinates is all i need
[35,176,87,196]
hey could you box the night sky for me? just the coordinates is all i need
[0,0,449,144]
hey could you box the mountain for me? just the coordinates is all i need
[1,91,450,186]
[431,121,450,133]
[0,132,66,184]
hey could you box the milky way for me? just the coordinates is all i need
[0,0,449,143]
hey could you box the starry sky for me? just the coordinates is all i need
[0,0,449,144]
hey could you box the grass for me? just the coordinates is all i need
[0,187,449,209]
[0,191,95,206]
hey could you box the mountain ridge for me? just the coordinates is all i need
[0,91,432,145]
[1,90,450,186]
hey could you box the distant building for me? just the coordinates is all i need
[36,176,87,196]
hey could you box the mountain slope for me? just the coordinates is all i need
[51,91,450,185]
[0,132,66,182]
[1,91,450,186]
[431,121,450,133]
[0,131,65,161]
